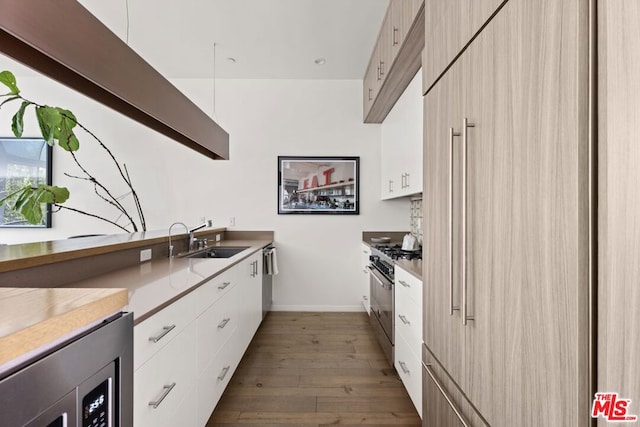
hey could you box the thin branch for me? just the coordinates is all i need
[124,164,146,230]
[52,204,131,232]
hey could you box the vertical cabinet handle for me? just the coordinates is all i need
[406,173,410,188]
[377,65,381,81]
[368,87,373,101]
[393,27,399,46]
[462,118,475,326]
[398,314,410,325]
[148,324,176,343]
[398,360,410,374]
[148,382,176,408]
[379,60,385,79]
[389,180,394,193]
[449,127,461,316]
[217,365,231,381]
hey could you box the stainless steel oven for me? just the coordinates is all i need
[369,249,395,365]
[0,312,133,427]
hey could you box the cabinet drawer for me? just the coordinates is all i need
[395,265,422,305]
[395,291,422,356]
[422,345,487,427]
[197,281,241,370]
[196,267,239,316]
[395,334,422,417]
[134,320,197,427]
[134,290,197,370]
[197,330,241,426]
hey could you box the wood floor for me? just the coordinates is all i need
[207,311,421,426]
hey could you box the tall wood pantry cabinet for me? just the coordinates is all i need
[422,0,593,425]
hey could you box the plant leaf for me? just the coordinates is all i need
[37,185,69,204]
[11,101,30,137]
[35,106,61,145]
[20,197,43,224]
[12,187,32,211]
[0,70,20,95]
[58,110,80,151]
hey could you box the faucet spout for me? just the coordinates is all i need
[188,220,213,252]
[168,222,188,258]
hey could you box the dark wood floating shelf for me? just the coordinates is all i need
[0,0,229,160]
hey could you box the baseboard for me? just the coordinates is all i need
[270,305,365,312]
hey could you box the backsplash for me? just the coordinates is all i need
[410,196,423,244]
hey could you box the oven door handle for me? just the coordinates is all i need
[369,266,393,289]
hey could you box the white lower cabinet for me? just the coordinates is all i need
[360,243,371,313]
[394,264,423,417]
[134,249,266,427]
[134,320,197,427]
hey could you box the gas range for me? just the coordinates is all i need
[369,244,422,282]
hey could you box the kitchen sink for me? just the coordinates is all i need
[183,246,249,258]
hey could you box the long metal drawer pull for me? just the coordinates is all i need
[217,281,231,290]
[217,317,231,329]
[398,314,410,325]
[424,363,470,426]
[217,365,231,381]
[398,360,410,374]
[449,127,461,316]
[148,382,176,408]
[393,26,399,46]
[368,88,373,101]
[399,280,410,288]
[148,324,176,343]
[389,180,393,192]
[462,118,475,326]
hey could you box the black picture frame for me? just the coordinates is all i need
[0,137,53,228]
[278,156,360,215]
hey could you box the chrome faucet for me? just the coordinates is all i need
[188,220,213,251]
[168,222,188,258]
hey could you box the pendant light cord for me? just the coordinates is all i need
[213,42,217,119]
[125,0,130,44]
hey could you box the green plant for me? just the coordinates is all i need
[0,70,146,232]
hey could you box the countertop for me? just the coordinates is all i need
[64,239,273,325]
[0,287,128,374]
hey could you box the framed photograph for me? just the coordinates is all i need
[278,156,359,215]
[0,137,53,228]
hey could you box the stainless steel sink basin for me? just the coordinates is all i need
[184,246,249,258]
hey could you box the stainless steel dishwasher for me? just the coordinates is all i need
[0,312,133,427]
[262,245,275,318]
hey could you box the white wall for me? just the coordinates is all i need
[0,59,410,310]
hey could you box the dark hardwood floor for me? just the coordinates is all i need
[207,311,421,426]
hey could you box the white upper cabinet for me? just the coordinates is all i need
[381,69,423,200]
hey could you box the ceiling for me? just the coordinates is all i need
[77,0,389,80]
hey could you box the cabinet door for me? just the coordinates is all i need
[597,0,640,422]
[360,244,371,312]
[363,54,379,120]
[422,52,465,387]
[422,0,505,94]
[459,0,589,424]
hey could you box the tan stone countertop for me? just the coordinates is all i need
[0,227,227,273]
[0,287,128,373]
[64,239,272,325]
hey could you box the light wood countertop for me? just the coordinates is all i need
[0,287,128,372]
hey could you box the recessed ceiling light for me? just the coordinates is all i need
[314,58,326,65]
[227,57,237,63]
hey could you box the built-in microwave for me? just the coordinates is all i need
[0,312,133,427]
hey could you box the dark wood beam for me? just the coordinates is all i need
[0,0,229,160]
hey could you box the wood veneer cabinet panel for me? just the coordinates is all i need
[422,0,506,95]
[597,0,640,422]
[422,61,465,388]
[422,0,591,424]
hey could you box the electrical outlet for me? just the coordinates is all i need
[215,234,221,242]
[229,217,236,227]
[140,248,152,262]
